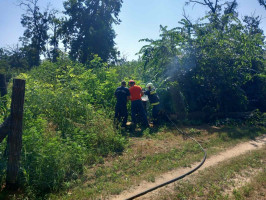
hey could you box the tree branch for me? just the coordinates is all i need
[182,9,193,26]
[258,0,266,9]
[214,0,219,12]
[226,0,237,14]
[187,0,219,13]
[187,0,209,6]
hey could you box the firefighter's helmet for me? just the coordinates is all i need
[146,82,154,89]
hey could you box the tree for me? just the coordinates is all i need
[139,0,265,114]
[62,0,123,64]
[258,0,266,9]
[0,48,9,73]
[47,11,62,62]
[185,0,221,14]
[19,0,53,67]
[0,45,29,74]
[243,15,264,35]
[185,0,238,30]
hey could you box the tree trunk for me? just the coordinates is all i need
[6,79,25,190]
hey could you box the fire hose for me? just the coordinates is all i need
[125,114,207,200]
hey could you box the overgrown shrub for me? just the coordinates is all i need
[0,56,126,196]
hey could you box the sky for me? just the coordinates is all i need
[0,0,265,61]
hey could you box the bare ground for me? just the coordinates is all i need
[111,134,266,200]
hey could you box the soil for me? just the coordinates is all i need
[111,134,266,200]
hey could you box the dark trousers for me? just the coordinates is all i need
[115,104,128,127]
[152,104,160,119]
[131,100,149,127]
[152,104,160,124]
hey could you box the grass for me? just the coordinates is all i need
[232,170,266,200]
[2,124,265,199]
[46,124,265,200]
[154,147,266,200]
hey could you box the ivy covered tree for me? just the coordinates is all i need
[62,0,123,64]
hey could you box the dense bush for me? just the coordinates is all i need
[0,56,126,195]
[137,13,266,116]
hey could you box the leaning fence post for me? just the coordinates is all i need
[6,79,25,190]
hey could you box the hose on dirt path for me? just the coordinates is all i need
[125,115,207,200]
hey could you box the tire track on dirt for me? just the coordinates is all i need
[111,135,266,200]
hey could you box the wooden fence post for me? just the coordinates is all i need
[6,79,25,190]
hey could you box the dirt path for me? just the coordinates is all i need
[111,135,266,200]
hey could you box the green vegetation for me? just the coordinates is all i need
[0,57,265,196]
[0,0,265,199]
[62,0,123,63]
[138,2,266,115]
[0,57,127,197]
[45,126,266,199]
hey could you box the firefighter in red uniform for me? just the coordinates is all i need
[128,80,149,128]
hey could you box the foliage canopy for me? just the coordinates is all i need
[62,0,123,63]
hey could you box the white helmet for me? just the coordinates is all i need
[146,82,154,89]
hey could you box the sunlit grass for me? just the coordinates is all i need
[47,125,265,200]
